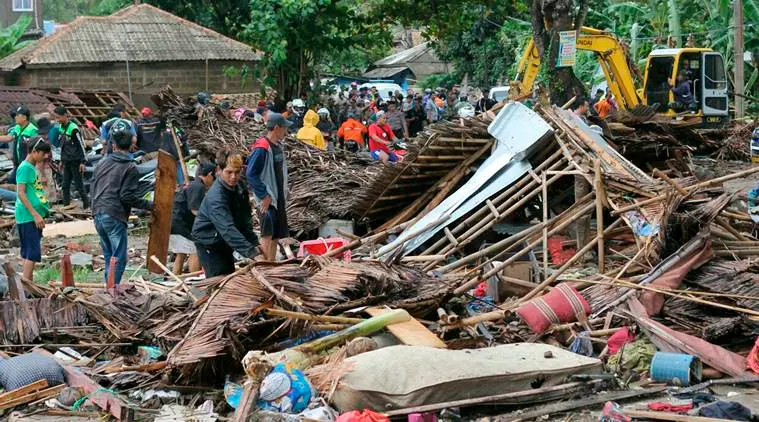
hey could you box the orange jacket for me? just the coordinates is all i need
[594,99,612,119]
[337,118,367,145]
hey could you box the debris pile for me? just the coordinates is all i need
[3,94,759,421]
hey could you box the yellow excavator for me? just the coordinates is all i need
[512,27,730,127]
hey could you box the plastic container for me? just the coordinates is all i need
[298,237,351,262]
[751,127,759,163]
[650,352,702,386]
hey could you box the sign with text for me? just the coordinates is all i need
[558,31,577,67]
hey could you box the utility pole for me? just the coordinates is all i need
[734,0,745,118]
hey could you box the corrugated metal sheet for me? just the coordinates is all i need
[373,42,431,66]
[361,66,409,79]
[0,4,259,71]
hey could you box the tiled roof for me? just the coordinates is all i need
[0,4,259,71]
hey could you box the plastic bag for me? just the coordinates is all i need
[257,363,314,413]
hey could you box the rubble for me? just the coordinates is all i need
[3,88,759,421]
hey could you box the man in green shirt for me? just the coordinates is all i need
[15,137,51,283]
[0,106,38,183]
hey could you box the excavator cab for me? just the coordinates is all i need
[642,49,729,127]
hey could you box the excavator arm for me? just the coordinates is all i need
[513,27,642,110]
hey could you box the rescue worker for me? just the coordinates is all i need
[296,109,326,150]
[368,111,401,164]
[0,105,38,183]
[247,113,291,261]
[337,112,367,152]
[53,106,89,208]
[170,162,216,275]
[192,149,260,276]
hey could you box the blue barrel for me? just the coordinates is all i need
[650,352,702,386]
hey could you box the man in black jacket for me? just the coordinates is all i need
[170,162,215,275]
[91,121,153,284]
[135,107,163,155]
[53,106,89,208]
[192,149,260,276]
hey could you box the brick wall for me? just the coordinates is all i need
[5,60,259,94]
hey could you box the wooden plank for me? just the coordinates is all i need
[147,150,178,274]
[0,384,64,410]
[3,262,25,301]
[624,410,730,422]
[34,349,130,420]
[366,307,446,348]
[43,220,97,238]
[0,380,48,403]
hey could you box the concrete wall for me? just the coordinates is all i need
[3,60,259,95]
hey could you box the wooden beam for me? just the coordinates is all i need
[147,150,177,274]
[0,380,48,403]
[3,262,25,301]
[0,385,64,410]
[624,410,732,422]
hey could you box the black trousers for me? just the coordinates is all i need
[62,160,89,208]
[195,242,236,277]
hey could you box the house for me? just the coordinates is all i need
[362,42,450,87]
[1,0,44,38]
[0,4,260,98]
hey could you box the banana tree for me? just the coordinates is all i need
[0,16,32,59]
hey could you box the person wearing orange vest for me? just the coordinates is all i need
[337,112,367,152]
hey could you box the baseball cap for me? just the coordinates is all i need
[14,105,30,118]
[53,106,67,116]
[266,113,293,130]
[141,107,152,117]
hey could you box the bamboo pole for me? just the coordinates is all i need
[324,220,414,258]
[613,166,759,215]
[264,308,364,324]
[149,255,197,301]
[542,171,549,278]
[594,160,605,273]
[520,218,623,302]
[653,168,688,196]
[450,199,596,291]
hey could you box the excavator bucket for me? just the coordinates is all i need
[616,103,660,125]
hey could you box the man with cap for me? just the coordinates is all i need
[0,105,38,183]
[170,162,216,275]
[192,149,260,276]
[53,106,89,208]
[135,107,163,156]
[247,113,291,261]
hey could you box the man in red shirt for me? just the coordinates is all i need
[368,111,401,164]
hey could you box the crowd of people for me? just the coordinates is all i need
[0,81,501,285]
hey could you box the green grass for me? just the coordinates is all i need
[33,265,97,285]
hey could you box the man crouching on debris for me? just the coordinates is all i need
[247,113,291,261]
[91,121,153,285]
[15,137,51,283]
[193,150,260,276]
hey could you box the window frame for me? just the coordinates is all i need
[12,0,34,12]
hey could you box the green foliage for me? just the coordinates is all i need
[418,73,461,90]
[0,16,32,59]
[240,0,391,99]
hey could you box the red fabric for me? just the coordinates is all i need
[607,327,635,355]
[640,243,713,316]
[253,136,271,151]
[547,236,577,265]
[627,297,751,378]
[647,402,693,413]
[336,410,390,422]
[368,123,395,153]
[516,283,591,334]
[748,336,759,374]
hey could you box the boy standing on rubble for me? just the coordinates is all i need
[53,106,89,209]
[91,121,153,285]
[247,114,291,261]
[170,162,216,275]
[193,150,260,276]
[15,137,51,283]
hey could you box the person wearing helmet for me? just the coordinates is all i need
[296,109,326,150]
[0,105,38,182]
[53,106,89,209]
[368,111,401,164]
[90,120,153,285]
[289,99,307,132]
[100,104,136,154]
[337,112,367,153]
[135,107,164,155]
[315,108,336,152]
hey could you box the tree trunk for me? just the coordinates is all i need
[531,0,586,105]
